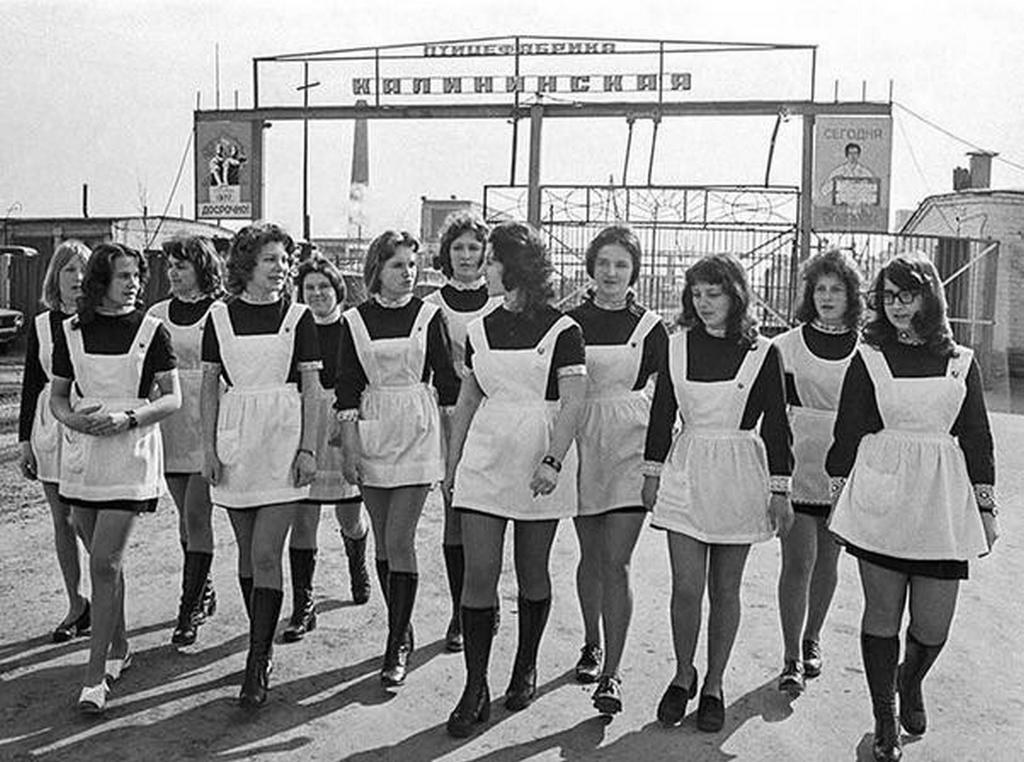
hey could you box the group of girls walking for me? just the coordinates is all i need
[19,214,998,762]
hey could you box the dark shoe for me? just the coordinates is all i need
[172,551,213,646]
[504,596,551,711]
[446,606,496,737]
[696,691,725,733]
[778,660,805,695]
[592,675,623,715]
[380,572,418,687]
[574,643,603,684]
[872,714,903,761]
[802,638,822,678]
[898,632,943,736]
[442,544,465,650]
[201,577,218,619]
[657,668,697,726]
[342,532,371,605]
[53,601,90,643]
[282,548,317,643]
[445,613,464,653]
[239,587,283,708]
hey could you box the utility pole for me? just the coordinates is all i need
[296,63,321,240]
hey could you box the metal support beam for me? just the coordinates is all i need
[527,103,543,227]
[798,113,815,265]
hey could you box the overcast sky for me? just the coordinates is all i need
[2,0,1022,238]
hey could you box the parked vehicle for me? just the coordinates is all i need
[0,246,35,347]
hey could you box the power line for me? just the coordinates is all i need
[893,112,959,235]
[146,130,194,250]
[892,100,1024,173]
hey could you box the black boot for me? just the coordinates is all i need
[862,633,903,762]
[376,558,413,653]
[283,548,317,643]
[172,551,213,645]
[199,572,217,622]
[447,606,496,737]
[899,631,944,736]
[342,531,371,605]
[239,587,283,708]
[442,545,465,652]
[381,572,418,686]
[238,576,254,621]
[504,596,551,711]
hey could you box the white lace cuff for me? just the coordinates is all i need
[334,408,359,423]
[769,475,792,494]
[641,460,663,477]
[557,364,587,379]
[440,405,456,417]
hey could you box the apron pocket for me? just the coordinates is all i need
[358,420,383,459]
[62,429,87,474]
[216,425,242,465]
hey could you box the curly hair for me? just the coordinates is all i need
[678,253,758,348]
[584,225,642,286]
[862,255,956,357]
[488,221,554,317]
[794,248,863,327]
[296,255,346,306]
[75,243,149,326]
[40,240,91,311]
[434,211,489,278]
[363,230,419,294]
[224,222,295,297]
[162,236,224,298]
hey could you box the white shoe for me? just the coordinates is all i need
[105,647,133,682]
[78,681,109,714]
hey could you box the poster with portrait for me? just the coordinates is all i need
[812,116,892,232]
[194,119,262,219]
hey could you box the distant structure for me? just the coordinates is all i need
[347,100,370,239]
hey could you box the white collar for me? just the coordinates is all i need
[447,277,486,292]
[313,306,342,325]
[373,292,414,309]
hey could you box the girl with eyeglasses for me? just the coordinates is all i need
[826,255,999,762]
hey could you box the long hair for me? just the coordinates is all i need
[434,211,489,278]
[678,253,758,348]
[224,222,295,297]
[584,224,642,286]
[40,240,91,311]
[363,230,419,294]
[296,255,346,305]
[489,221,554,317]
[862,255,956,357]
[162,236,224,298]
[75,243,148,326]
[794,248,863,327]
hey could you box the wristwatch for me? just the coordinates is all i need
[125,409,138,429]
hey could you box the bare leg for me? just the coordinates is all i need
[513,520,559,600]
[777,512,817,662]
[227,510,256,579]
[182,474,214,553]
[858,559,908,638]
[666,532,708,688]
[703,543,751,698]
[361,487,391,565]
[290,505,320,550]
[803,517,841,644]
[460,512,506,608]
[42,482,88,624]
[572,516,604,649]
[250,503,299,590]
[381,485,429,573]
[599,511,645,679]
[335,501,369,539]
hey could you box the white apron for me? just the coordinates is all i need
[309,377,361,502]
[652,330,773,544]
[774,326,856,506]
[425,287,503,377]
[147,299,209,473]
[59,314,165,503]
[453,315,579,521]
[30,311,62,483]
[576,310,662,515]
[346,302,444,487]
[829,345,987,560]
[210,301,310,508]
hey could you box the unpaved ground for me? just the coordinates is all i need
[1,353,1022,761]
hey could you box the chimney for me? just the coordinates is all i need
[952,167,971,191]
[967,151,997,189]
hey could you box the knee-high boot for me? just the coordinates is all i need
[239,587,283,708]
[375,558,413,652]
[342,530,371,604]
[282,548,317,642]
[381,572,418,686]
[861,632,903,762]
[505,596,552,711]
[447,606,496,737]
[172,551,213,645]
[442,544,465,652]
[899,631,945,736]
[238,576,254,621]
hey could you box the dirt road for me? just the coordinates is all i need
[1,410,1021,761]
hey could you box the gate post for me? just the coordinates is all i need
[798,112,815,264]
[527,103,544,227]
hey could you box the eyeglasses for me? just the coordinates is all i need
[875,289,919,306]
